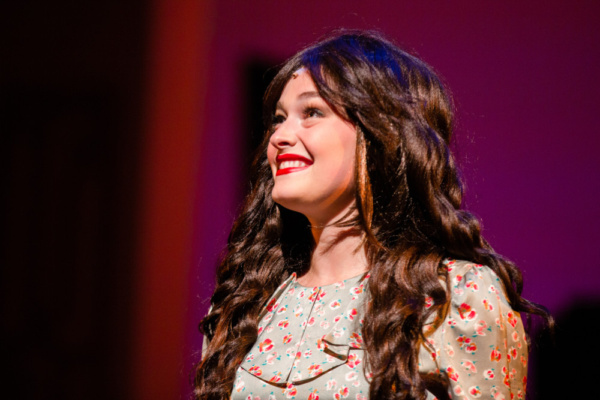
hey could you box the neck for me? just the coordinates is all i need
[297,216,368,287]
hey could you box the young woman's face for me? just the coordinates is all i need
[267,69,357,224]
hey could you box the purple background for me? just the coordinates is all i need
[192,0,600,332]
[188,1,600,395]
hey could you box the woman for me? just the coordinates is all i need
[195,31,550,400]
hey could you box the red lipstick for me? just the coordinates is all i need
[276,153,313,176]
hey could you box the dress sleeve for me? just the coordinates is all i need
[428,261,528,400]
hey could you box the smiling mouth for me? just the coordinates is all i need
[276,154,313,176]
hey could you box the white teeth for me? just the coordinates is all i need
[280,160,307,169]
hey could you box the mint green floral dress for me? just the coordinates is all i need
[228,260,528,400]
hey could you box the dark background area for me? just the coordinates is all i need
[1,2,148,399]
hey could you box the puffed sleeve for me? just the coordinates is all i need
[419,260,528,400]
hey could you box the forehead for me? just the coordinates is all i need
[278,69,318,103]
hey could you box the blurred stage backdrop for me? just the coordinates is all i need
[2,1,599,399]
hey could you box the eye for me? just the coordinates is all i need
[271,113,286,127]
[303,107,324,119]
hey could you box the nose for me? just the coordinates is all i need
[269,119,298,150]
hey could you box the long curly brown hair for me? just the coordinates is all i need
[194,31,550,400]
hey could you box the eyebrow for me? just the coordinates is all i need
[276,91,321,111]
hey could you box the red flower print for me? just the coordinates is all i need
[347,353,362,368]
[326,378,338,390]
[508,347,517,360]
[490,347,502,362]
[349,332,363,347]
[465,342,477,353]
[234,378,245,392]
[277,305,288,315]
[266,298,279,312]
[259,338,274,353]
[284,383,297,398]
[269,372,282,383]
[308,363,323,377]
[345,371,358,381]
[317,337,326,350]
[334,386,349,399]
[453,385,464,396]
[348,308,358,320]
[424,296,433,309]
[488,285,500,295]
[520,355,527,367]
[461,360,477,373]
[446,366,459,382]
[466,280,479,291]
[483,299,494,311]
[475,320,488,336]
[507,312,518,328]
[308,316,316,326]
[456,335,476,353]
[329,300,342,309]
[457,302,477,321]
[351,285,364,295]
[308,391,319,400]
[468,386,482,397]
[304,349,312,358]
[283,334,293,344]
[278,319,289,328]
[263,313,274,323]
[484,368,495,380]
[248,365,262,376]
